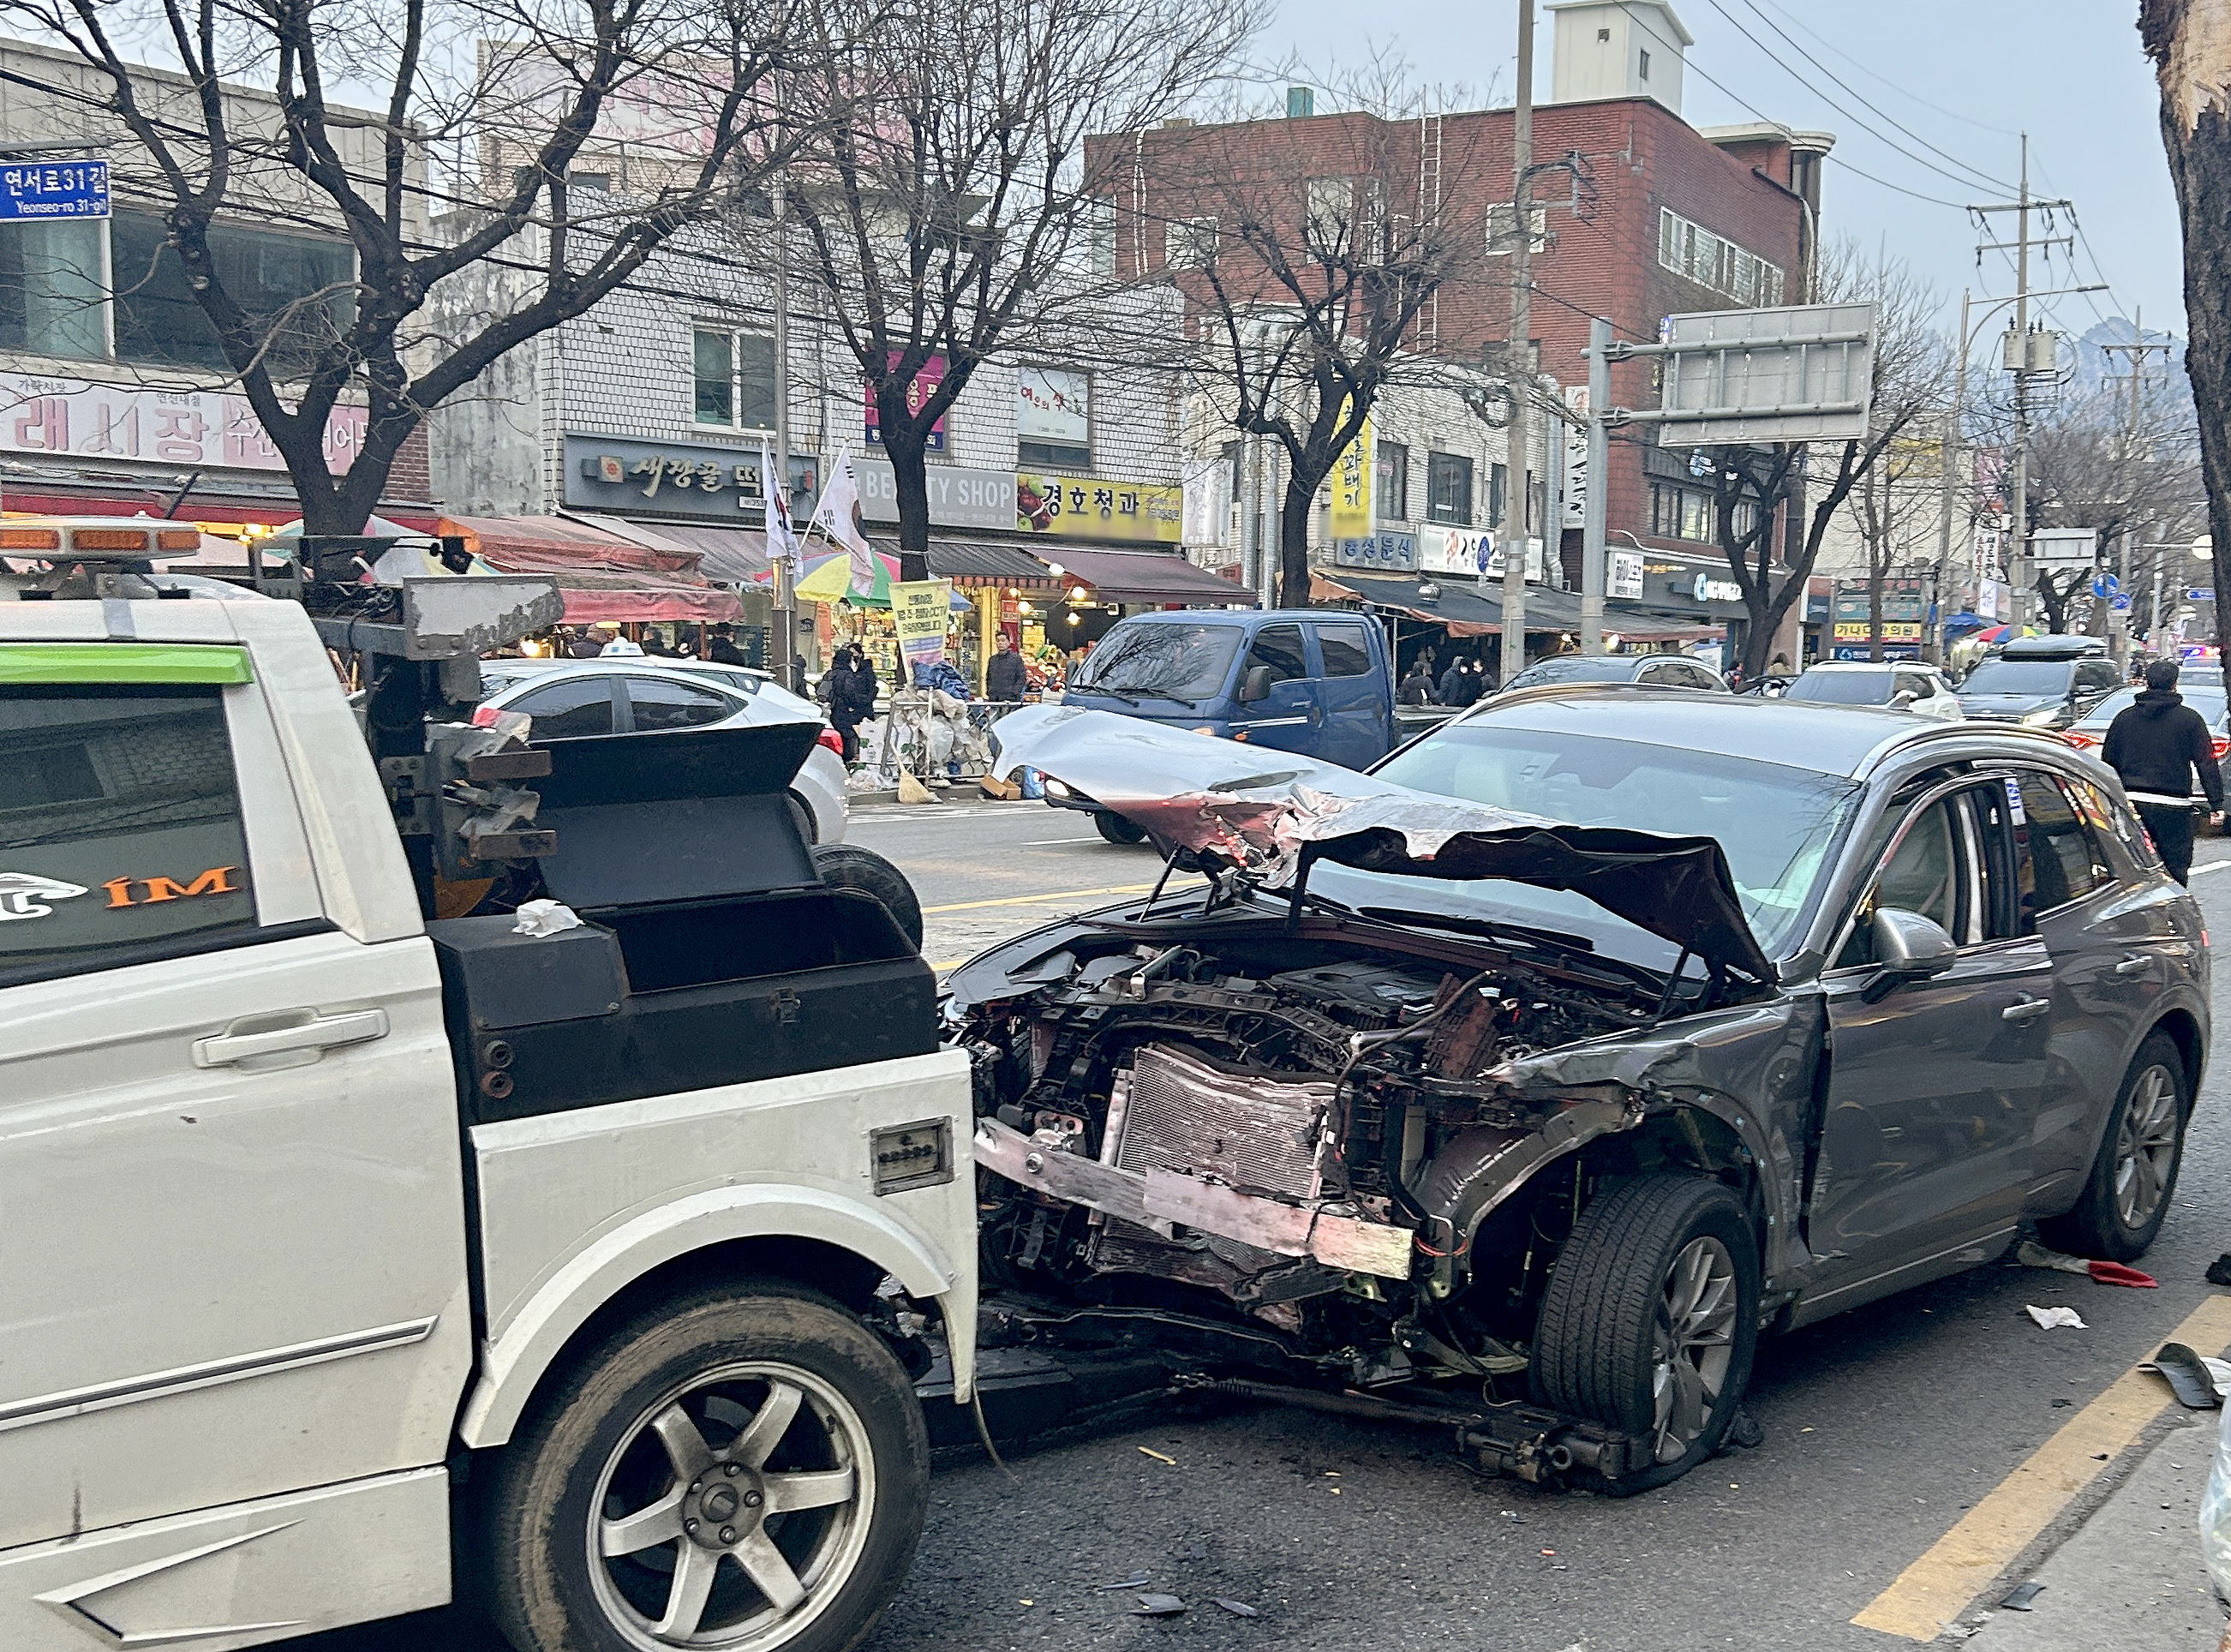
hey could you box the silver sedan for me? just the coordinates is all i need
[478,658,849,844]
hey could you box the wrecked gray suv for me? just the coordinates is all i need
[946,693,2208,1493]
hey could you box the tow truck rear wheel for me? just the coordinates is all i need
[480,1281,929,1652]
[1529,1173,1760,1496]
[1092,811,1148,846]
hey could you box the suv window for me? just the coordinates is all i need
[2013,770,2108,921]
[1246,625,1309,687]
[2067,774,2158,871]
[626,677,733,731]
[512,677,618,739]
[2075,660,2120,695]
[1313,624,1373,678]
[1840,793,1980,967]
[0,685,259,985]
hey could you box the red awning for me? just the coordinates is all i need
[1021,545,1246,604]
[557,584,742,624]
[441,513,739,624]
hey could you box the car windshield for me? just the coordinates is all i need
[1785,670,1898,705]
[2079,684,2230,729]
[1505,657,1639,689]
[1074,623,1245,699]
[1961,660,2073,695]
[1323,724,1862,965]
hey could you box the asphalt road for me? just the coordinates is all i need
[311,797,2231,1652]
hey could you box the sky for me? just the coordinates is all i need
[1262,0,2183,352]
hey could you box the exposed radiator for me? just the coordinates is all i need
[1112,1043,1331,1200]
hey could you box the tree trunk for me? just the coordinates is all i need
[1867,559,1886,661]
[872,379,935,583]
[1277,465,1319,609]
[2144,2,2231,664]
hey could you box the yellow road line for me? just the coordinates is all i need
[920,877,1200,915]
[1853,1290,2231,1641]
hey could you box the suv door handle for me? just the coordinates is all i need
[192,1008,390,1068]
[2001,997,2053,1024]
[2114,954,2152,976]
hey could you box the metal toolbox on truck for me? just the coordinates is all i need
[429,721,936,1123]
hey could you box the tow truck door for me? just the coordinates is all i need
[0,638,470,1553]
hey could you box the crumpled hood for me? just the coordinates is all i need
[993,705,1773,982]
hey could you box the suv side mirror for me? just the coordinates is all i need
[1861,907,1958,1003]
[1888,689,1917,709]
[1240,663,1275,703]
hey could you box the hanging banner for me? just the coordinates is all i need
[891,578,953,673]
[1328,408,1373,541]
[1563,386,1589,529]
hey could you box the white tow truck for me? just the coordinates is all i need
[0,525,975,1652]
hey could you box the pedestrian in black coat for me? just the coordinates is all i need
[986,636,1029,701]
[2103,660,2226,884]
[1398,660,1437,706]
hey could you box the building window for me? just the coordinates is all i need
[0,218,105,361]
[1489,461,1508,529]
[1305,178,1351,258]
[1485,203,1548,257]
[1086,197,1116,276]
[1657,207,1784,307]
[1427,452,1473,525]
[111,211,354,374]
[1650,483,1726,543]
[1165,216,1218,270]
[1018,365,1091,469]
[1375,441,1409,520]
[1638,48,1650,80]
[693,327,778,429]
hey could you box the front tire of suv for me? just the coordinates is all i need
[479,1283,930,1652]
[1531,1173,1761,1496]
[2038,1032,2188,1262]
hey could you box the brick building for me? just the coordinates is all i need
[1087,0,1831,644]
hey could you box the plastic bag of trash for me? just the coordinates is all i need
[2201,1397,2231,1605]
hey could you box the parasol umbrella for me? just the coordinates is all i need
[792,548,901,606]
[1973,623,2038,643]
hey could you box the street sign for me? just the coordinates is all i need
[2091,572,2120,599]
[2111,594,2132,612]
[1648,302,1878,447]
[2189,587,2216,602]
[2031,527,2098,568]
[0,160,108,220]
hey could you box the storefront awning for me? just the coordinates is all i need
[440,513,739,625]
[577,515,769,584]
[1023,545,1247,604]
[1603,607,1726,642]
[895,536,1065,590]
[1316,571,1585,637]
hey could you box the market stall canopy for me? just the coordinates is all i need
[1314,570,1586,637]
[990,705,1772,982]
[1026,546,1247,605]
[570,514,769,584]
[441,513,738,624]
[897,536,1065,591]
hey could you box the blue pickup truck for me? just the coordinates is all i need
[1048,609,1403,842]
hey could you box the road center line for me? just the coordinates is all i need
[920,877,1200,914]
[2190,858,2231,877]
[1851,1290,2231,1641]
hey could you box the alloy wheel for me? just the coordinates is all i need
[589,1362,876,1649]
[1651,1236,1738,1465]
[2114,1063,2180,1230]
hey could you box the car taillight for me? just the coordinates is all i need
[2060,731,2098,749]
[816,727,844,754]
[2213,738,2228,761]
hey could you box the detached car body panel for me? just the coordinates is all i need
[948,697,2206,1487]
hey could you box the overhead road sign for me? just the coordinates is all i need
[1607,302,1879,447]
[2031,528,2098,569]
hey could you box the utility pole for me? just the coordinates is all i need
[1932,289,1971,663]
[2101,307,2172,657]
[1579,316,1610,652]
[1497,0,1534,683]
[771,165,798,690]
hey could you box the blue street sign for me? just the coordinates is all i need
[2189,587,2216,602]
[0,160,109,220]
[2091,572,2120,599]
[2111,594,2132,612]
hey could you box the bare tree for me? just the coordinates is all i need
[779,0,1255,581]
[1708,242,1952,676]
[2141,1,2231,661]
[1,0,800,531]
[1134,87,1497,607]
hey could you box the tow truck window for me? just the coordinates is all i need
[0,685,258,985]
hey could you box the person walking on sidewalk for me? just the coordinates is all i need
[2102,659,2225,884]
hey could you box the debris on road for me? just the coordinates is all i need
[2147,1343,2227,1410]
[1214,1599,1261,1617]
[2016,1240,2157,1287]
[1133,1593,1187,1616]
[1999,1581,2045,1611]
[1096,1574,1151,1591]
[1138,1446,1177,1464]
[2025,1305,2088,1330]
[2208,1253,2231,1288]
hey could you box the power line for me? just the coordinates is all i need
[1745,0,2021,139]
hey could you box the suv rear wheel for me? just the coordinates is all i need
[480,1282,929,1652]
[1531,1173,1760,1495]
[1092,811,1148,846]
[2039,1031,2187,1261]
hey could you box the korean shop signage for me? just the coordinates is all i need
[1016,472,1182,542]
[865,353,947,452]
[1336,529,1417,572]
[0,160,108,220]
[0,372,364,473]
[563,434,813,521]
[852,456,1014,530]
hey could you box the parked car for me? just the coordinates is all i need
[481,658,850,843]
[1782,661,1963,719]
[1495,653,1730,695]
[2062,679,2231,758]
[952,694,2206,1494]
[1957,635,2120,728]
[1051,609,1398,841]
